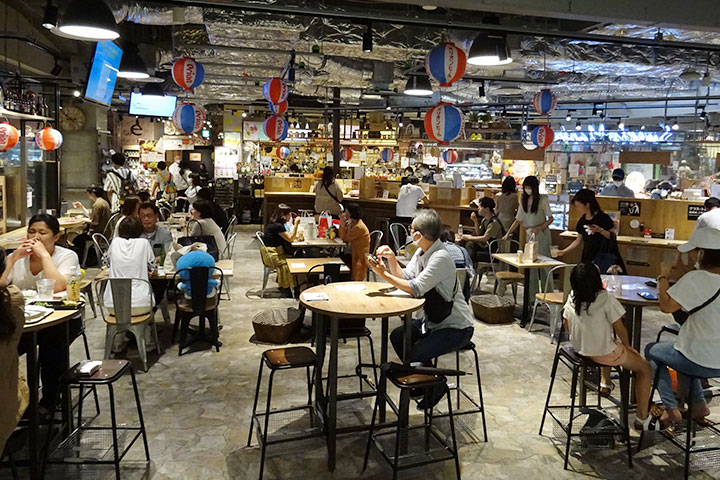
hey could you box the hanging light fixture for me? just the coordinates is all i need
[672,119,679,130]
[403,73,433,97]
[575,121,582,131]
[362,23,373,53]
[467,33,512,66]
[42,0,58,29]
[699,108,707,121]
[565,111,572,122]
[57,0,119,41]
[141,83,165,98]
[478,81,486,98]
[117,43,149,79]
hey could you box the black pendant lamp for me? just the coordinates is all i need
[57,0,119,41]
[141,83,165,98]
[468,33,512,66]
[118,43,148,79]
[403,73,433,97]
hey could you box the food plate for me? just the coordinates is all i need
[31,300,85,310]
[24,305,53,324]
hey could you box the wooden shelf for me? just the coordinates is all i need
[0,107,54,122]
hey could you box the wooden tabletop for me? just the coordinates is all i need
[0,217,87,250]
[96,258,234,280]
[287,257,350,275]
[291,238,346,248]
[23,308,79,333]
[602,275,658,306]
[560,230,685,248]
[492,253,565,269]
[299,281,425,319]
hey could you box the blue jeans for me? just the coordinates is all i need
[645,342,720,410]
[390,318,474,364]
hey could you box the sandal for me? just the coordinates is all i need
[599,382,615,398]
[633,415,660,432]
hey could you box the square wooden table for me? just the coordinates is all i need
[491,253,566,324]
[291,238,346,249]
[287,257,350,276]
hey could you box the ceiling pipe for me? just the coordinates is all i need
[161,0,720,53]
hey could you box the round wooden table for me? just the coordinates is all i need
[23,308,80,480]
[299,282,424,472]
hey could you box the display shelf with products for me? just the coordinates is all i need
[548,194,570,230]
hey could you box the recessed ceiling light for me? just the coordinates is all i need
[422,5,438,10]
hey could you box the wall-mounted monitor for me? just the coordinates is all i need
[84,41,123,106]
[128,92,177,117]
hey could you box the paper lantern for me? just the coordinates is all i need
[532,88,557,115]
[0,122,19,152]
[264,115,289,142]
[268,100,288,115]
[172,102,205,134]
[442,149,458,164]
[341,147,353,161]
[172,56,205,91]
[425,42,467,87]
[35,126,63,151]
[380,148,394,162]
[424,102,464,145]
[276,146,290,159]
[263,77,289,104]
[531,125,554,149]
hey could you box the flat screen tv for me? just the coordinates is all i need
[84,41,123,106]
[129,92,177,117]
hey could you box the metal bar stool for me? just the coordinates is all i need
[247,346,321,480]
[539,344,633,470]
[363,363,464,480]
[41,360,149,480]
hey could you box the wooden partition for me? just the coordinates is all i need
[360,177,402,199]
[263,176,316,193]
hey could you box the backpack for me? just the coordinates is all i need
[159,171,177,201]
[110,169,136,197]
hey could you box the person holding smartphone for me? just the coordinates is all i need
[338,203,370,281]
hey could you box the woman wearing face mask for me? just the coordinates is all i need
[419,164,436,185]
[369,209,475,409]
[503,176,554,303]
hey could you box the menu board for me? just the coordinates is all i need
[214,146,240,179]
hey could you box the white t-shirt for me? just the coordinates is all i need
[695,208,720,231]
[396,184,426,217]
[186,185,201,210]
[562,290,626,357]
[169,162,189,190]
[668,270,720,368]
[515,194,552,226]
[189,218,227,255]
[104,238,156,310]
[8,245,79,291]
[154,170,171,193]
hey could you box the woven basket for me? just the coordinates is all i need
[252,308,303,344]
[470,295,515,324]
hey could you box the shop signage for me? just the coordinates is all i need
[688,205,705,221]
[618,200,641,216]
[555,126,674,144]
[567,181,584,193]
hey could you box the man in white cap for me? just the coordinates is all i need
[600,168,635,198]
[649,227,720,427]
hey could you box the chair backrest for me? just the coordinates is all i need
[307,263,341,285]
[223,232,237,260]
[186,218,202,236]
[542,263,576,303]
[369,230,383,255]
[456,267,468,288]
[104,212,121,238]
[255,231,275,269]
[224,215,237,239]
[389,223,408,253]
[173,266,223,315]
[488,238,521,274]
[159,206,172,222]
[91,233,111,266]
[94,277,153,325]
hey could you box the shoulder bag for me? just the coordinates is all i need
[424,277,459,324]
[672,284,720,325]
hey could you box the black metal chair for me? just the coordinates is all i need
[247,346,320,480]
[432,341,488,442]
[41,360,149,480]
[539,344,633,470]
[363,363,463,480]
[172,266,224,355]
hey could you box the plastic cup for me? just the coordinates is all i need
[36,279,55,301]
[517,250,524,263]
[551,246,559,258]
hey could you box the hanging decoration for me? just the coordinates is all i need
[172,56,205,91]
[264,115,289,142]
[276,146,290,160]
[341,147,353,161]
[380,148,394,162]
[425,42,467,87]
[532,88,557,116]
[442,149,458,164]
[424,102,464,145]
[0,122,19,152]
[268,100,288,115]
[263,77,289,104]
[35,126,63,151]
[172,102,206,134]
[531,125,554,149]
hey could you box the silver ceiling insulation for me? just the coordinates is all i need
[111,2,720,107]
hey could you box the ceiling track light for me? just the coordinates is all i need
[575,121,582,130]
[565,111,572,122]
[42,0,58,29]
[672,119,679,130]
[56,0,119,40]
[478,80,486,98]
[403,72,433,97]
[617,119,625,130]
[699,108,707,121]
[362,23,373,53]
[468,32,512,66]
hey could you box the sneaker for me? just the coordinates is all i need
[416,385,447,410]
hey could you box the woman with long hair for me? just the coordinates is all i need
[113,195,141,238]
[314,166,344,216]
[557,188,625,273]
[338,202,370,281]
[261,204,301,297]
[495,176,519,233]
[0,284,27,453]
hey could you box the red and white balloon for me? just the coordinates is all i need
[341,147,353,161]
[172,57,205,91]
[532,88,557,116]
[380,148,394,162]
[0,122,19,152]
[172,102,206,134]
[424,102,464,145]
[442,149,458,164]
[531,125,554,149]
[268,100,288,115]
[35,127,63,151]
[276,146,290,160]
[425,42,467,87]
[263,115,289,142]
[263,77,289,104]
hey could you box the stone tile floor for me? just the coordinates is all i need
[5,225,719,479]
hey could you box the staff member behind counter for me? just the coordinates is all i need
[599,168,635,198]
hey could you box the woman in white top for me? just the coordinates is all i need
[563,263,654,430]
[1,214,79,292]
[650,228,720,428]
[314,166,344,216]
[105,216,156,315]
[494,176,519,232]
[184,173,202,212]
[188,200,227,256]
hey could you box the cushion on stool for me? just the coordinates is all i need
[460,341,476,351]
[263,346,317,369]
[560,344,601,368]
[62,359,131,384]
[536,292,564,304]
[390,373,446,389]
